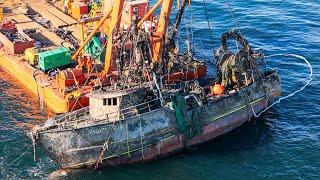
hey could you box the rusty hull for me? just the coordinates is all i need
[35,71,281,169]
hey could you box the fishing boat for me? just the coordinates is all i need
[29,70,280,170]
[28,0,281,173]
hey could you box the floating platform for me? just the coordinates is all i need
[0,51,90,113]
[0,0,89,114]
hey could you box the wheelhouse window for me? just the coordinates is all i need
[103,98,118,106]
[103,98,107,106]
[133,6,138,13]
[113,98,117,106]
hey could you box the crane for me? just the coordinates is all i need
[72,0,177,74]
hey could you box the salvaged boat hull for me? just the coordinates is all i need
[34,71,280,169]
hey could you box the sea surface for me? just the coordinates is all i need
[0,0,319,179]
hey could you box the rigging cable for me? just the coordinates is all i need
[225,0,242,36]
[252,54,313,118]
[5,144,33,168]
[188,4,195,53]
[201,0,215,61]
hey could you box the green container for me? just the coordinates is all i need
[85,36,105,62]
[38,47,72,72]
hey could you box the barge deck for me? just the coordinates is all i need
[0,0,88,113]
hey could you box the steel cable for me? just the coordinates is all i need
[201,0,215,59]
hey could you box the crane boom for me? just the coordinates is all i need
[152,0,174,62]
[104,0,125,73]
[71,9,112,61]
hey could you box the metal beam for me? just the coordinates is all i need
[137,0,164,28]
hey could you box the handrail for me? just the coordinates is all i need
[57,98,163,126]
[87,98,162,120]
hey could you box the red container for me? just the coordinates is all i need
[78,0,90,4]
[71,2,88,20]
[13,40,35,54]
[130,2,149,19]
[78,2,88,14]
[57,69,87,91]
[0,20,17,33]
[0,31,34,54]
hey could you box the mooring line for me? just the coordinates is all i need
[5,144,33,168]
[252,54,313,118]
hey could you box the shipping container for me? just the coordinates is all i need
[38,47,72,72]
[71,2,88,20]
[0,20,17,33]
[57,69,87,92]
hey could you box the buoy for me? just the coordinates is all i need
[211,83,225,95]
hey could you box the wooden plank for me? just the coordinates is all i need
[68,24,82,41]
[46,3,78,25]
[24,0,81,40]
[28,0,78,25]
[23,0,68,28]
[8,13,32,23]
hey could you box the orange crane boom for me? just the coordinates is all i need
[137,0,174,62]
[71,8,112,60]
[104,0,125,73]
[153,0,173,61]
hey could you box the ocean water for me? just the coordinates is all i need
[0,0,319,179]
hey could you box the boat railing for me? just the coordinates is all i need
[96,98,163,122]
[61,98,163,126]
[52,106,90,123]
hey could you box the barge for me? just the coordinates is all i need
[0,0,89,113]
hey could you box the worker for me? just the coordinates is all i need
[86,58,93,74]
